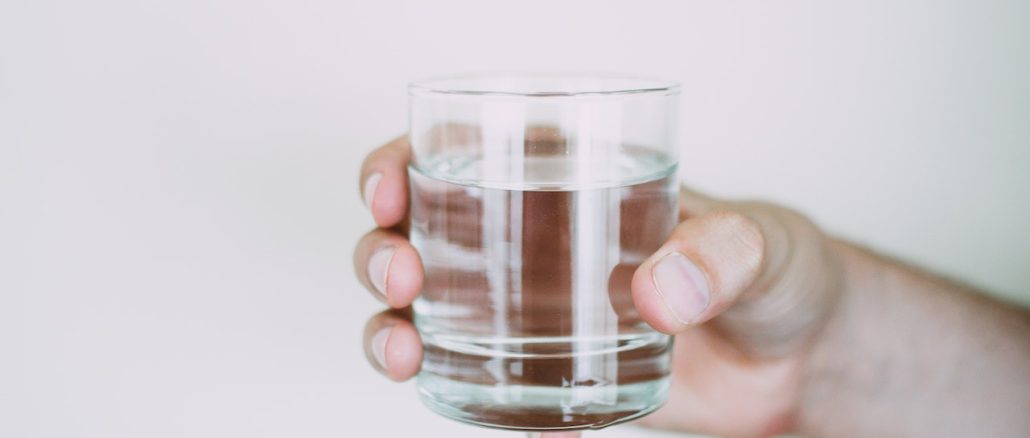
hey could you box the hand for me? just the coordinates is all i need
[354,136,844,437]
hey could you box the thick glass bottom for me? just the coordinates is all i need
[416,373,669,431]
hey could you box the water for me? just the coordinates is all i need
[409,147,678,431]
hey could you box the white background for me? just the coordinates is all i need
[2,0,1028,437]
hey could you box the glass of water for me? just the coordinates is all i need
[408,75,680,431]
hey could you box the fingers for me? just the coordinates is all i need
[360,135,412,228]
[362,309,423,382]
[631,210,765,334]
[353,228,424,308]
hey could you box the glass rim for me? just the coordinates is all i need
[409,73,680,98]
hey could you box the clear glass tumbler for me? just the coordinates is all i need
[408,75,680,431]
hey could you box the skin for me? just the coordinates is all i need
[354,136,1030,437]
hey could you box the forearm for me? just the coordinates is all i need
[798,241,1030,437]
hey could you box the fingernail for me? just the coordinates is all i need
[363,172,382,211]
[371,326,392,371]
[367,246,396,298]
[652,252,711,324]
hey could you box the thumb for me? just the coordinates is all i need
[631,210,765,334]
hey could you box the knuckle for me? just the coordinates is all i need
[705,209,766,275]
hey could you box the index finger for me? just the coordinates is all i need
[360,135,412,228]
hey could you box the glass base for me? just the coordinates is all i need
[416,373,669,431]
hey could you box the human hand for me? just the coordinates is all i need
[355,135,844,437]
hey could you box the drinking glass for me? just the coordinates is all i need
[408,74,680,431]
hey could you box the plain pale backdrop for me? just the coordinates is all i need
[1,0,1028,437]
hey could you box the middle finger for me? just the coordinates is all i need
[353,227,424,308]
